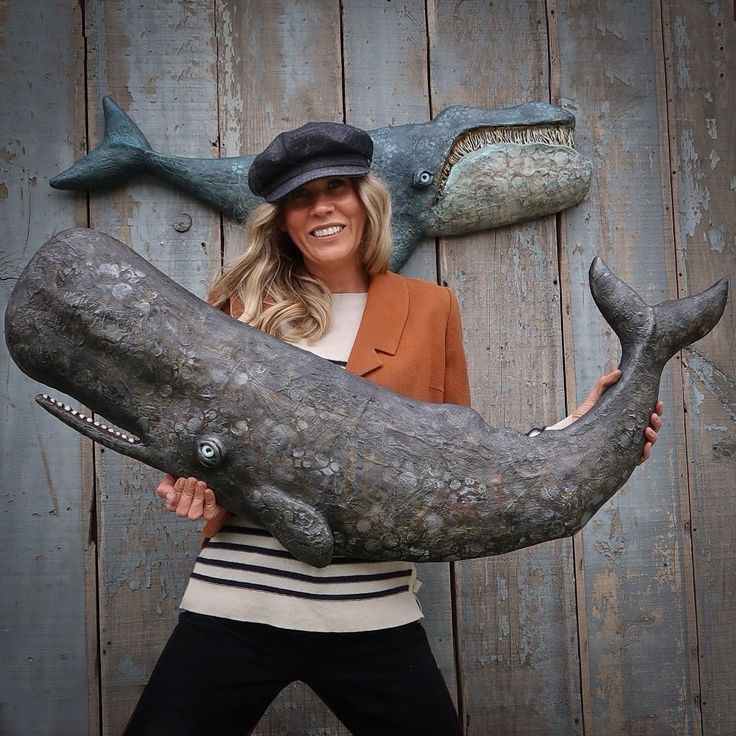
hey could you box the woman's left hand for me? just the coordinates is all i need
[573,369,664,465]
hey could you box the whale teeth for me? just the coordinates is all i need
[38,393,139,444]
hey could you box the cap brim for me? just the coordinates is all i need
[265,164,370,202]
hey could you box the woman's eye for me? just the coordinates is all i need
[289,188,308,201]
[327,178,346,190]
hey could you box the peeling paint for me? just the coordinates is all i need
[708,225,725,252]
[0,182,7,198]
[713,437,735,460]
[690,383,705,417]
[687,349,736,421]
[678,129,710,240]
[709,150,720,170]
[706,118,718,139]
[674,17,692,91]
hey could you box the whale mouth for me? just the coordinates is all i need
[437,123,577,196]
[37,393,142,447]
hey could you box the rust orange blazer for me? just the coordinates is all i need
[202,270,471,538]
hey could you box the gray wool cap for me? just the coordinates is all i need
[248,121,373,202]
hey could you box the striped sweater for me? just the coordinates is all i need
[179,293,423,632]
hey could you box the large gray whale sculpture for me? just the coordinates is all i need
[49,97,592,271]
[5,229,727,567]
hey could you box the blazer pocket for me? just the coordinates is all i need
[428,384,445,404]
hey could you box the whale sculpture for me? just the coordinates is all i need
[5,229,727,567]
[49,97,593,271]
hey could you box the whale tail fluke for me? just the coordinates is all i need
[590,257,728,367]
[49,96,152,191]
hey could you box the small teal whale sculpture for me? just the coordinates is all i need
[50,97,593,270]
[5,229,727,566]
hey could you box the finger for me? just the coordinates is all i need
[187,481,207,520]
[202,489,220,521]
[644,426,657,443]
[176,477,197,517]
[156,473,176,495]
[599,369,622,391]
[638,441,652,465]
[656,400,665,416]
[650,412,662,432]
[165,476,184,509]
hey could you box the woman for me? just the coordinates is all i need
[126,121,663,735]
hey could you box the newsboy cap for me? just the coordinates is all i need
[248,121,373,202]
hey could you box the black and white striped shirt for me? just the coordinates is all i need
[179,293,423,632]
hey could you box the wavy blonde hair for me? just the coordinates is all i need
[208,173,393,343]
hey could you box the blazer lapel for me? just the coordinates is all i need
[346,271,409,376]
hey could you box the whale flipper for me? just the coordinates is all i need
[50,97,153,190]
[250,485,335,568]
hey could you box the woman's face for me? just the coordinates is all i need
[280,177,366,277]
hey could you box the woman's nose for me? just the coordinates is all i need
[310,192,335,215]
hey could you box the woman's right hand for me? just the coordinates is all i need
[156,473,223,521]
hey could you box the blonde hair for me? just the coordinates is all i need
[208,173,393,343]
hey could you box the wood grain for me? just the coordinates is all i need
[84,2,221,732]
[0,2,94,735]
[662,0,736,732]
[427,1,582,733]
[556,0,700,731]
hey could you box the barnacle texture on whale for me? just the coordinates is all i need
[5,229,727,567]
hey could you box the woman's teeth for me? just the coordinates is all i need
[311,225,344,238]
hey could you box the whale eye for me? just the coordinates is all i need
[197,437,226,468]
[413,170,434,188]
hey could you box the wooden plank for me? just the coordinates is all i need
[427,2,582,733]
[341,0,460,704]
[0,2,95,735]
[662,1,736,732]
[215,2,347,732]
[555,1,700,732]
[83,2,221,733]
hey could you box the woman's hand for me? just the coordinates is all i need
[156,474,223,521]
[572,369,665,465]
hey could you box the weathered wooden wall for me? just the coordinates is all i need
[1,1,733,734]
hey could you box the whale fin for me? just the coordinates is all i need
[249,485,334,568]
[589,257,728,367]
[50,96,153,191]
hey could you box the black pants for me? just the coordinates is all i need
[123,611,462,736]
